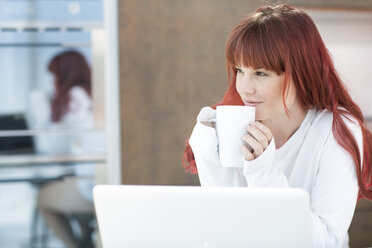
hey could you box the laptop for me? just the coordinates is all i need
[0,113,35,155]
[93,185,312,248]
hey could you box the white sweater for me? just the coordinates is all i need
[189,107,362,248]
[28,86,106,201]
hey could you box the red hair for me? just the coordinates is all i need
[48,50,91,122]
[182,4,372,199]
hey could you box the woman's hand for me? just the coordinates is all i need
[201,121,215,128]
[241,121,273,161]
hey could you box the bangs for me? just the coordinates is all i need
[226,19,285,75]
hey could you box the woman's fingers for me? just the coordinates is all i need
[246,125,268,148]
[201,121,215,128]
[251,121,272,142]
[241,121,272,160]
[242,134,264,158]
[241,145,254,161]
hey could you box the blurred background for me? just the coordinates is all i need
[0,0,371,247]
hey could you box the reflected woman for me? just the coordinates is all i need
[32,50,104,248]
[183,5,372,248]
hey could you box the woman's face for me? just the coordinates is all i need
[235,66,299,121]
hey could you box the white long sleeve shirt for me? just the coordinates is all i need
[28,86,106,201]
[189,107,362,248]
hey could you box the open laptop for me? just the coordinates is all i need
[0,113,35,155]
[93,185,312,248]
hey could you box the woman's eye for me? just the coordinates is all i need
[256,71,267,76]
[236,68,243,74]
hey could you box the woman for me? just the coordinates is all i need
[34,50,104,248]
[183,5,372,248]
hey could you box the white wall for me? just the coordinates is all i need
[308,10,372,118]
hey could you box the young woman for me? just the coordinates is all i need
[183,4,372,248]
[32,50,104,248]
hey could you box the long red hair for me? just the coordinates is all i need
[48,50,91,122]
[182,4,372,199]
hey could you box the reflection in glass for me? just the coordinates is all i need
[34,50,104,248]
[0,43,105,247]
[0,1,105,246]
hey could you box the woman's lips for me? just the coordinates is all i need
[243,100,262,107]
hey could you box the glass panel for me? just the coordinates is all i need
[0,1,105,247]
[0,31,91,124]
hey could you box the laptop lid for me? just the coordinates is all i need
[93,185,312,248]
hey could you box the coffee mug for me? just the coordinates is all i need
[216,105,255,167]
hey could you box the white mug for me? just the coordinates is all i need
[216,105,255,167]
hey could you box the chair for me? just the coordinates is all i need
[70,213,96,248]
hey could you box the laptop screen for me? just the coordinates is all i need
[0,113,35,155]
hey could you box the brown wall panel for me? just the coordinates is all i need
[349,199,372,248]
[118,0,267,185]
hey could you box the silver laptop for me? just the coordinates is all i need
[93,185,312,248]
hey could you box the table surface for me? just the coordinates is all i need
[0,154,106,167]
[0,154,103,183]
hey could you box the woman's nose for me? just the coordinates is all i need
[241,76,255,94]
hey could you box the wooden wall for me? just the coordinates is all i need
[349,199,372,247]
